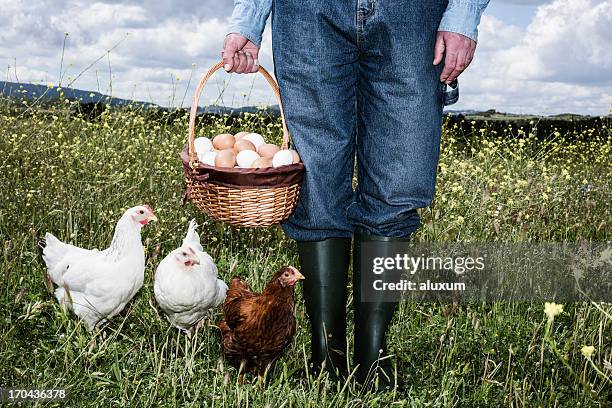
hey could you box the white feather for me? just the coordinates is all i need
[41,207,148,330]
[182,219,203,253]
[154,221,227,331]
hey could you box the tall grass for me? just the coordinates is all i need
[0,95,610,407]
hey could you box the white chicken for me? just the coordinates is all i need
[154,219,227,332]
[40,205,157,330]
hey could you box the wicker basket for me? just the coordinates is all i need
[182,60,304,228]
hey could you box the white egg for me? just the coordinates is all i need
[194,137,213,153]
[272,149,294,168]
[236,150,261,168]
[198,151,217,166]
[243,133,265,149]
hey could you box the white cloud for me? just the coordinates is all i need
[453,0,612,115]
[0,0,610,115]
[0,0,235,107]
[476,15,525,52]
[500,0,612,83]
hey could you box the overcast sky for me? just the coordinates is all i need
[1,0,611,115]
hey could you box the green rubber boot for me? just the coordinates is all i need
[353,232,410,392]
[298,238,351,381]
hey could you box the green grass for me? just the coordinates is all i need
[0,97,610,407]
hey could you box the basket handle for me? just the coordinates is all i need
[188,60,291,163]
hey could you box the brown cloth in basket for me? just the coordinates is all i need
[181,147,304,189]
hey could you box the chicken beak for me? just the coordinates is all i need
[191,256,200,266]
[148,213,158,222]
[295,271,305,281]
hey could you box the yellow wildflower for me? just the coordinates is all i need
[544,302,563,322]
[580,345,595,359]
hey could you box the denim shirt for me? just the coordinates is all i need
[229,0,490,47]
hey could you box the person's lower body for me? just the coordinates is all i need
[272,0,450,391]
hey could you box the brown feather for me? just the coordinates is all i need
[218,266,302,376]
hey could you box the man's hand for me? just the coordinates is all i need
[433,31,476,84]
[222,33,260,74]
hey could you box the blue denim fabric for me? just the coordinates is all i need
[272,0,457,241]
[228,0,489,46]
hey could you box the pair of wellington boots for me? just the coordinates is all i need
[298,233,409,392]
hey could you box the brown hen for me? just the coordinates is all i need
[218,266,304,377]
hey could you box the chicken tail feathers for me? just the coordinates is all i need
[39,232,60,258]
[37,236,47,255]
[40,233,68,280]
[38,232,61,257]
[224,277,255,308]
[182,219,203,253]
[229,276,251,292]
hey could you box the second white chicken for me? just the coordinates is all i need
[154,220,227,331]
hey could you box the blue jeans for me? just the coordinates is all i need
[272,0,454,241]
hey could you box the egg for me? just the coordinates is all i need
[215,149,236,168]
[236,150,261,168]
[251,157,272,169]
[258,143,280,159]
[243,133,265,149]
[234,139,256,152]
[234,131,250,140]
[272,149,294,168]
[198,151,217,166]
[213,133,235,150]
[289,149,301,163]
[194,137,213,154]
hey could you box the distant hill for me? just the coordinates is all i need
[0,81,157,109]
[445,108,607,122]
[0,81,279,116]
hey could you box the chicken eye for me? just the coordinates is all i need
[139,210,144,214]
[284,272,289,277]
[182,252,187,256]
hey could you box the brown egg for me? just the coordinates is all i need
[215,149,236,168]
[213,133,235,150]
[251,157,272,169]
[289,149,301,163]
[257,143,280,159]
[234,139,256,152]
[234,131,250,140]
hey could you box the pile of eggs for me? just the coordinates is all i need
[194,132,300,169]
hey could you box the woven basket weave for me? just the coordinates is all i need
[182,60,304,228]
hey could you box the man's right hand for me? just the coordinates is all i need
[222,33,260,74]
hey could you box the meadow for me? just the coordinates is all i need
[0,95,610,407]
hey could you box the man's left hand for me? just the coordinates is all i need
[433,31,476,84]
